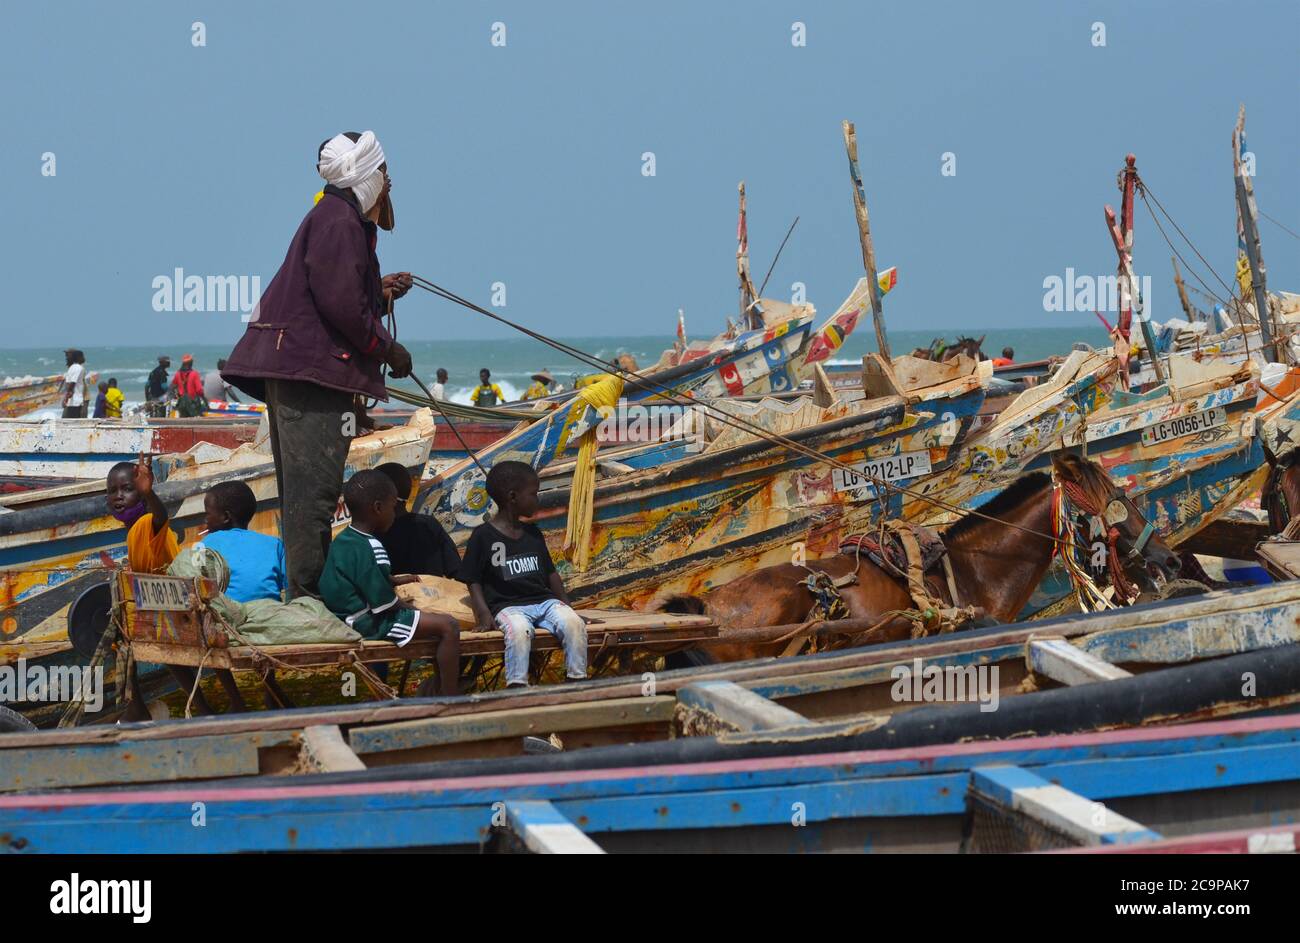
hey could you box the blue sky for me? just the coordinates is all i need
[3,0,1296,347]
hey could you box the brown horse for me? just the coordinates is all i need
[1263,449,1300,536]
[664,453,1181,663]
[909,335,987,363]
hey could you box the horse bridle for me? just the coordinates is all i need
[1053,473,1156,603]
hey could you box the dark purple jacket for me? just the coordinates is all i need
[223,186,394,401]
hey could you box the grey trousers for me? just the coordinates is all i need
[264,379,353,599]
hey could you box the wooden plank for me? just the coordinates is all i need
[1177,517,1270,559]
[677,680,813,732]
[3,739,1293,853]
[349,696,676,755]
[861,354,901,399]
[300,725,365,772]
[1058,822,1300,854]
[130,616,716,670]
[970,765,1161,846]
[1,729,297,792]
[502,800,604,854]
[1027,638,1132,686]
[1255,539,1300,580]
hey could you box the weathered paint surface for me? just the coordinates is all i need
[0,417,258,480]
[0,714,1295,852]
[0,374,98,419]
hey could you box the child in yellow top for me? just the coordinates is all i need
[105,378,125,418]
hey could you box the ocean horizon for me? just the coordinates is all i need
[2,324,1110,408]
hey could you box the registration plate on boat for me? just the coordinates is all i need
[131,575,194,612]
[1140,407,1227,447]
[833,450,933,498]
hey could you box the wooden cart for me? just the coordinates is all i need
[104,569,717,710]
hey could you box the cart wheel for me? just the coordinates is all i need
[1158,578,1212,600]
[68,580,113,660]
[459,655,486,686]
[0,704,37,733]
[664,647,716,670]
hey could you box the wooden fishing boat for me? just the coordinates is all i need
[0,410,439,662]
[5,711,1292,854]
[3,630,1297,851]
[417,355,998,609]
[0,415,261,489]
[5,575,1295,786]
[0,373,100,419]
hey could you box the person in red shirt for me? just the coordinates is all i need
[169,354,206,417]
[991,346,1015,368]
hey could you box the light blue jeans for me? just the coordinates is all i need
[496,598,588,686]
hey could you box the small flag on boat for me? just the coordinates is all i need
[877,266,898,296]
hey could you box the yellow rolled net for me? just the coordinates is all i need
[559,374,624,571]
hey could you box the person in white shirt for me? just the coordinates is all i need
[62,348,87,418]
[430,367,448,400]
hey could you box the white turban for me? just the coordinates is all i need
[318,131,386,213]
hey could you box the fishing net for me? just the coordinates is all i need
[962,794,1080,854]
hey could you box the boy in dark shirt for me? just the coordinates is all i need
[375,462,460,579]
[460,461,587,687]
[92,381,109,419]
[319,469,461,695]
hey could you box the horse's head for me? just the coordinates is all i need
[1263,447,1300,535]
[1051,452,1181,594]
[944,335,987,362]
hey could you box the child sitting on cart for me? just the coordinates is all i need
[106,454,178,574]
[374,462,461,579]
[199,480,286,603]
[460,461,588,688]
[319,470,462,696]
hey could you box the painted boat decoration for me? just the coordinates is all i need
[0,410,438,658]
[416,351,992,607]
[201,400,266,419]
[892,349,1121,526]
[2,580,1298,852]
[0,373,100,419]
[1018,358,1298,615]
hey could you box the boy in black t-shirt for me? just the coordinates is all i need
[460,461,587,687]
[319,470,462,696]
[375,462,461,579]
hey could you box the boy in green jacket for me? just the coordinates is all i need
[320,470,461,696]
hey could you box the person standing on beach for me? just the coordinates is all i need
[523,370,554,400]
[169,354,206,417]
[430,367,448,401]
[470,368,504,407]
[105,378,124,418]
[145,355,170,417]
[222,130,413,599]
[61,348,87,418]
[203,358,241,403]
